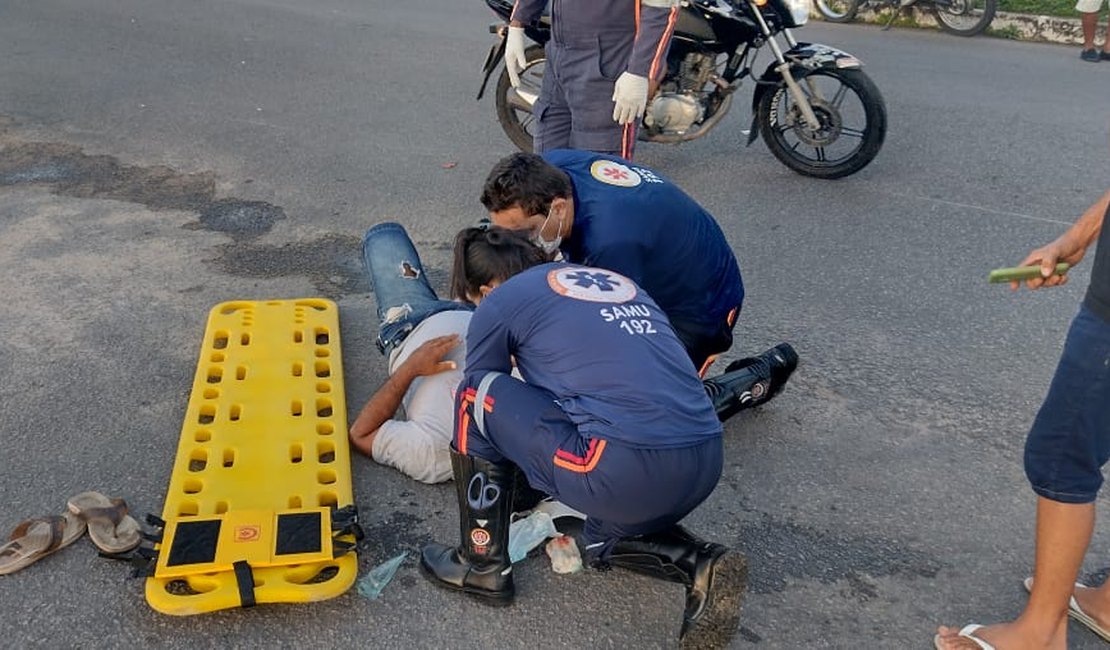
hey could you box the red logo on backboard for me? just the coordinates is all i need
[235,525,261,542]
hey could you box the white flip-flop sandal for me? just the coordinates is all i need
[1023,577,1110,643]
[933,624,996,650]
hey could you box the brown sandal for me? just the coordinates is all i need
[0,512,86,575]
[66,491,141,554]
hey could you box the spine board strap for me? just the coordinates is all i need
[330,505,365,543]
[233,560,256,608]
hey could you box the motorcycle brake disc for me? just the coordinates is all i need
[785,97,843,147]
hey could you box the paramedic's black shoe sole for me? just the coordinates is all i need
[680,549,749,650]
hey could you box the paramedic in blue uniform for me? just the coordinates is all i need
[504,0,680,160]
[481,148,745,377]
[419,226,747,649]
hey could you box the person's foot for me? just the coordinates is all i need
[1023,577,1110,643]
[1101,50,1110,61]
[1071,584,1110,640]
[1081,48,1100,62]
[934,621,1064,650]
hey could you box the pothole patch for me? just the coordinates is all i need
[195,199,285,239]
[212,234,368,299]
[0,135,284,240]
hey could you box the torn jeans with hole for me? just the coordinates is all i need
[362,222,472,356]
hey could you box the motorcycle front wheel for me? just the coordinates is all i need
[931,0,996,36]
[756,67,886,180]
[494,45,545,153]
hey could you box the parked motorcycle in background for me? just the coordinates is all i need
[815,0,996,36]
[477,0,887,179]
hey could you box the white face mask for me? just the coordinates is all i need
[530,204,563,256]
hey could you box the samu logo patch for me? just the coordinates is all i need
[590,160,642,188]
[547,267,638,303]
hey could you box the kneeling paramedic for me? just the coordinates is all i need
[419,226,748,649]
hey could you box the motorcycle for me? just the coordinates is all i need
[476,0,887,179]
[814,0,996,37]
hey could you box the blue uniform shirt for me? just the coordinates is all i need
[465,263,722,449]
[543,149,744,328]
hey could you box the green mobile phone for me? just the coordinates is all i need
[987,262,1070,284]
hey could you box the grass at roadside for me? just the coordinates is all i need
[997,0,1076,18]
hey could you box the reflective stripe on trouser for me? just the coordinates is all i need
[453,371,723,558]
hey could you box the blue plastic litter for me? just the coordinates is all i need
[508,511,559,563]
[356,551,407,600]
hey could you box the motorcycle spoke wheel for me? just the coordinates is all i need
[494,46,545,153]
[932,0,996,36]
[815,0,859,22]
[758,68,886,179]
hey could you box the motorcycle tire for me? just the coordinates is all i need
[931,0,996,36]
[756,67,886,180]
[814,0,860,23]
[494,45,545,153]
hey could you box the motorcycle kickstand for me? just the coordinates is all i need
[882,3,903,29]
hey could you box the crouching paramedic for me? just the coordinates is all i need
[419,226,748,649]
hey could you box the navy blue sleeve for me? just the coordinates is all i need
[629,3,679,79]
[464,300,515,375]
[510,0,547,25]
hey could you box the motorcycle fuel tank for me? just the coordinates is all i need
[674,3,718,41]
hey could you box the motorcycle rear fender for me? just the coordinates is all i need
[746,42,863,145]
[477,25,508,101]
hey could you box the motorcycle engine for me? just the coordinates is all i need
[644,94,704,134]
[644,52,715,135]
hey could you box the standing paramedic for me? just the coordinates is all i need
[503,0,679,160]
[419,226,748,649]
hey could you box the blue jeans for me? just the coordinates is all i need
[361,222,472,356]
[1024,304,1110,504]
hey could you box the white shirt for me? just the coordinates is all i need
[370,310,472,484]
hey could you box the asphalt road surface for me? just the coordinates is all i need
[1,1,1109,647]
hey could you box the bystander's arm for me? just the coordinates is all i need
[1014,188,1110,291]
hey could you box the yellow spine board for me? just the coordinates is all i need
[146,299,357,615]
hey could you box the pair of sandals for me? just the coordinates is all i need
[0,491,142,576]
[935,577,1110,649]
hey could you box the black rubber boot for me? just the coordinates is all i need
[606,525,749,649]
[704,343,798,422]
[419,450,516,605]
[510,464,548,516]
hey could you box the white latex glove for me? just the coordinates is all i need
[611,72,649,125]
[505,26,527,88]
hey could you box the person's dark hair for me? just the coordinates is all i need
[479,152,573,216]
[451,225,548,302]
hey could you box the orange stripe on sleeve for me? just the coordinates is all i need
[648,6,679,81]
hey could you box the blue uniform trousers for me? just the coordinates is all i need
[455,371,722,558]
[535,33,640,160]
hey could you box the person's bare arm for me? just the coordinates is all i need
[349,334,461,458]
[1012,188,1110,290]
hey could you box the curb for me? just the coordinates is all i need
[809,4,1095,45]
